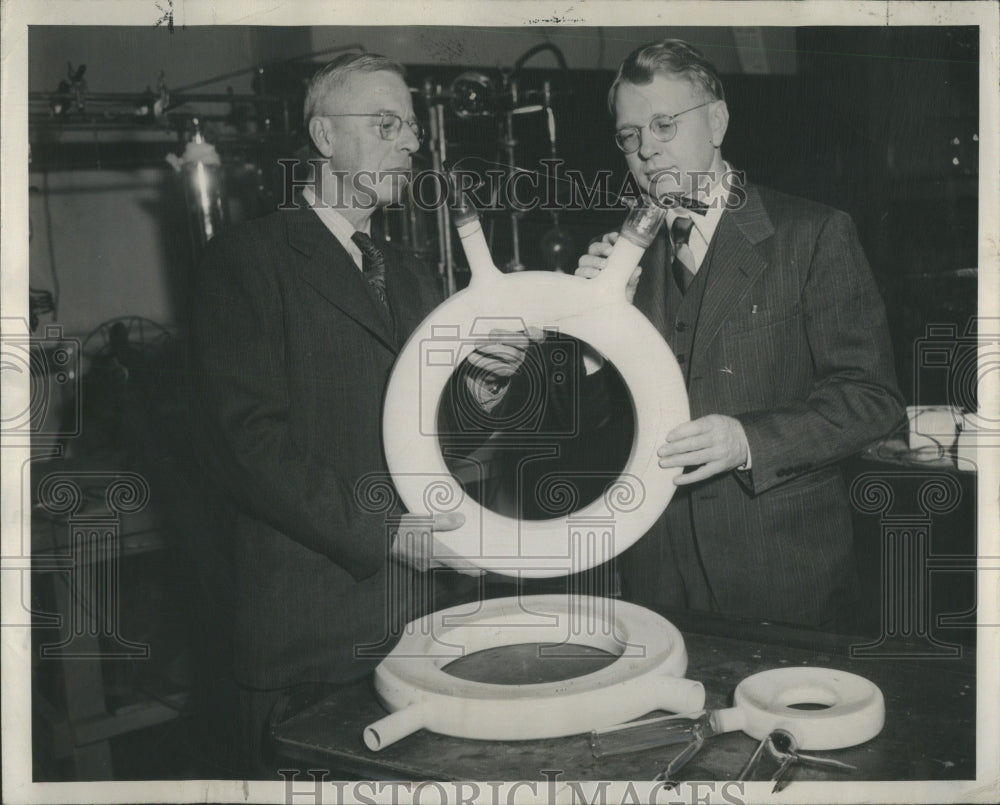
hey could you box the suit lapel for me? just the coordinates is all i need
[285,208,397,352]
[692,179,773,362]
[383,243,431,348]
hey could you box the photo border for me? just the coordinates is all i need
[2,2,997,803]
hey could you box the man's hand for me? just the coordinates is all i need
[390,512,483,576]
[658,415,749,484]
[575,231,642,304]
[465,327,545,409]
[467,326,545,378]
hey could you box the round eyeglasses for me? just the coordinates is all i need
[322,112,424,145]
[614,100,714,154]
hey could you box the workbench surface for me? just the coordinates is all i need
[271,611,975,783]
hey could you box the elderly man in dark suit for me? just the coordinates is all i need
[577,39,905,631]
[191,53,491,774]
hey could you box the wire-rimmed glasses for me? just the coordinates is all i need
[614,100,714,154]
[322,112,424,145]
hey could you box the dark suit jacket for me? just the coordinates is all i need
[620,178,905,627]
[191,207,444,690]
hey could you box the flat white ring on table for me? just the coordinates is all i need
[382,268,689,577]
[712,667,885,750]
[365,595,704,750]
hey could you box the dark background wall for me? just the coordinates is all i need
[27,25,979,404]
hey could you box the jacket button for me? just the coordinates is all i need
[676,354,686,364]
[676,320,687,332]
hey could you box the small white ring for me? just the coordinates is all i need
[732,666,885,749]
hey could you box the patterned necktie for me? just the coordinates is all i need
[351,231,391,312]
[670,215,697,295]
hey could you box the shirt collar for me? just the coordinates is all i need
[301,184,371,243]
[665,162,732,243]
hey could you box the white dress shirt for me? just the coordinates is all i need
[301,185,370,271]
[664,166,732,274]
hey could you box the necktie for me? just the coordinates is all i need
[670,215,697,295]
[351,231,391,313]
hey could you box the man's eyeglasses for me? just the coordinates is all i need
[322,112,424,145]
[614,100,714,154]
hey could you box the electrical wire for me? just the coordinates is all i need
[512,43,569,74]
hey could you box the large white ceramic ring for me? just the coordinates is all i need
[712,667,885,750]
[365,595,705,750]
[383,246,689,577]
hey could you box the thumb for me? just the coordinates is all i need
[433,511,466,532]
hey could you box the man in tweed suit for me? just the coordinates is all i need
[577,40,904,630]
[191,53,490,774]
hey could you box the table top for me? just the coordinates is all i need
[271,611,976,783]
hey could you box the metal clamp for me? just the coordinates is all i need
[738,729,857,792]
